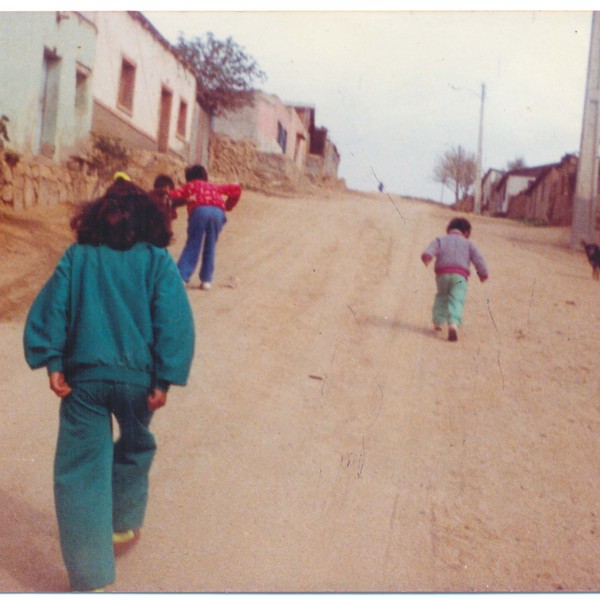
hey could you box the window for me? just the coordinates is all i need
[177,99,188,138]
[277,121,287,154]
[117,58,136,113]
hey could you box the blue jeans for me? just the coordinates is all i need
[54,381,156,590]
[177,206,227,283]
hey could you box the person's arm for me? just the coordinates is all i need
[218,184,242,211]
[168,182,190,200]
[421,238,439,266]
[148,252,195,410]
[24,248,73,396]
[49,371,72,398]
[147,388,167,411]
[470,242,489,282]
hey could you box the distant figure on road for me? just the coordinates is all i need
[421,217,488,342]
[170,164,242,291]
[23,180,195,591]
[378,182,384,193]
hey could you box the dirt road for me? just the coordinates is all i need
[1,189,600,592]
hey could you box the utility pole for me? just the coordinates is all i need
[474,83,485,215]
[571,12,600,248]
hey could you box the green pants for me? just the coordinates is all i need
[432,273,468,326]
[53,380,156,591]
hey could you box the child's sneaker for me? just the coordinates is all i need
[200,281,211,290]
[113,528,141,556]
[448,324,458,342]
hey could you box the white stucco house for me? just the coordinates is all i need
[83,11,197,159]
[0,11,97,162]
[0,11,200,165]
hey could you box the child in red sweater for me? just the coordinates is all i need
[170,165,241,290]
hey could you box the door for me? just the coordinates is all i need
[36,47,61,158]
[157,86,172,153]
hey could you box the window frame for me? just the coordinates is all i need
[117,55,137,115]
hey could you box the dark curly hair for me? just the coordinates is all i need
[153,174,175,190]
[185,164,208,182]
[447,217,472,235]
[70,179,173,250]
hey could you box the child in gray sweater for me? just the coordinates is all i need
[421,217,488,341]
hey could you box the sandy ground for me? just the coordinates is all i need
[1,188,600,592]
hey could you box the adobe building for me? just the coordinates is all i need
[0,12,97,162]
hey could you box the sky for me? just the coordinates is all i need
[142,9,594,202]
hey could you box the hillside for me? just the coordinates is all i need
[2,188,600,592]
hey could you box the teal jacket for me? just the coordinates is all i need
[24,242,195,390]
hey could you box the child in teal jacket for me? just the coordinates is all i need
[23,181,195,591]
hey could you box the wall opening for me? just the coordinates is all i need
[277,121,287,154]
[74,63,91,143]
[158,86,173,153]
[36,47,62,159]
[117,57,136,114]
[177,99,188,139]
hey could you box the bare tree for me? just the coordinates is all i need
[433,145,476,204]
[506,156,527,171]
[175,32,267,116]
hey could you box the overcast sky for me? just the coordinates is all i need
[144,9,593,201]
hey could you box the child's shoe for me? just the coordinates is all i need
[433,323,443,332]
[200,281,211,290]
[113,528,141,556]
[448,324,458,342]
[71,586,105,592]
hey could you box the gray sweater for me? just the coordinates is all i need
[421,230,488,280]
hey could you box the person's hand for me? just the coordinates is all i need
[421,254,432,266]
[147,388,167,411]
[49,372,72,398]
[479,273,488,283]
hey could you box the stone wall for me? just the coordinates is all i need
[0,149,188,210]
[1,133,345,211]
[209,133,345,193]
[0,154,99,210]
[208,134,261,187]
[114,150,187,190]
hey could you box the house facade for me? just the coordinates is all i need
[507,154,578,225]
[489,165,548,215]
[189,100,211,167]
[82,11,197,159]
[0,11,198,165]
[212,91,309,169]
[481,168,504,215]
[0,11,97,162]
[294,104,341,180]
[0,10,341,201]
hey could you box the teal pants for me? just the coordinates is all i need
[432,273,468,326]
[53,381,156,591]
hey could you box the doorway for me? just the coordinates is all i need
[36,47,62,158]
[157,86,173,153]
